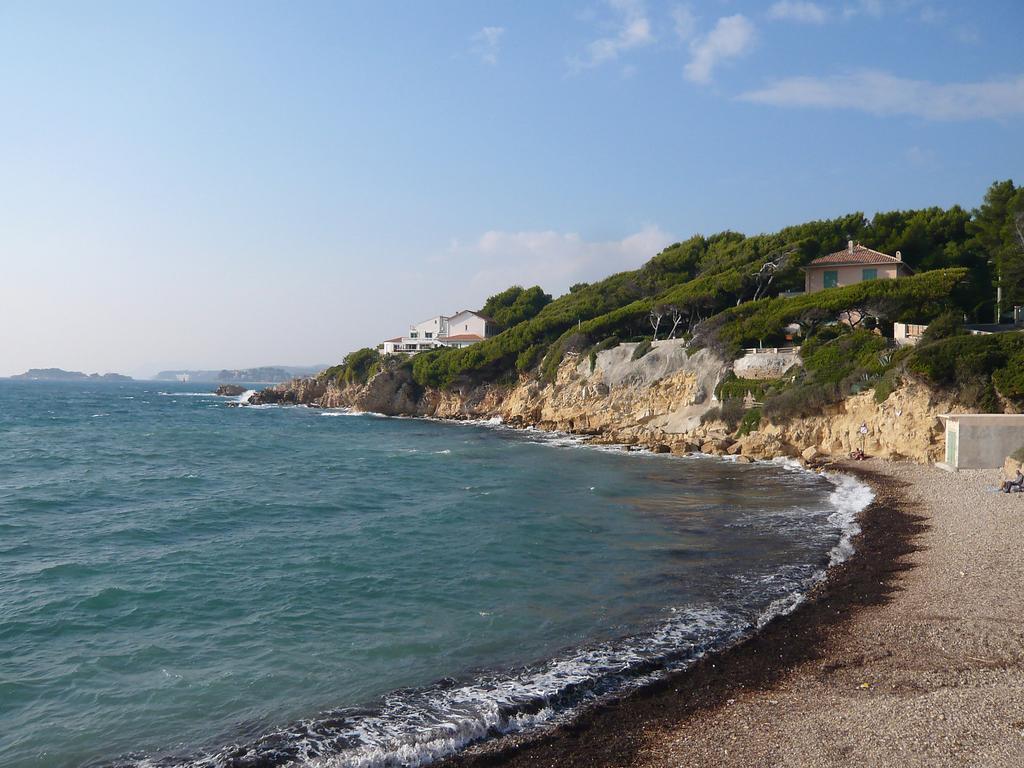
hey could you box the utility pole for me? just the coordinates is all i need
[996,267,1002,324]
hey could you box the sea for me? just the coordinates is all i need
[0,380,871,768]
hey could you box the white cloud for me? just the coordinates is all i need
[955,24,980,45]
[768,1,827,24]
[570,0,653,70]
[905,145,936,167]
[739,71,1024,121]
[843,0,884,19]
[450,226,671,296]
[671,5,697,41]
[684,14,756,84]
[471,26,505,66]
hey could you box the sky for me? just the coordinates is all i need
[1,1,1022,378]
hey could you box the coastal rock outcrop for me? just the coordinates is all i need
[215,384,247,396]
[497,341,726,443]
[247,341,957,464]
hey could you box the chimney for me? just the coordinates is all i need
[895,250,902,262]
[848,239,854,254]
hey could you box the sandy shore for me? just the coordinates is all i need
[446,460,1024,768]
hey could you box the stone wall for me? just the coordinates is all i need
[733,349,801,380]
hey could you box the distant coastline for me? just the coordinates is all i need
[8,368,132,382]
[152,365,325,383]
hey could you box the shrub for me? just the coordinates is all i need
[992,348,1024,398]
[737,407,762,436]
[515,344,543,373]
[481,285,553,331]
[758,329,895,421]
[588,335,621,372]
[873,368,901,403]
[700,406,721,426]
[906,332,1024,411]
[322,347,381,386]
[631,339,653,360]
[762,380,837,422]
[715,372,770,402]
[702,397,746,431]
[718,397,746,431]
[919,310,965,345]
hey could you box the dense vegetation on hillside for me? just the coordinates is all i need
[404,180,1020,389]
[324,179,1023,417]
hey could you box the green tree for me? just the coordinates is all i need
[480,285,552,331]
[969,180,1024,319]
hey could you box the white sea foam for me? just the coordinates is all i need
[150,607,745,768]
[158,392,222,397]
[820,470,871,566]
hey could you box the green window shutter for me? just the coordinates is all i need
[862,268,878,281]
[824,270,839,288]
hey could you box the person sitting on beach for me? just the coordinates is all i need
[1000,468,1024,493]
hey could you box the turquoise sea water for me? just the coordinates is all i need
[0,381,862,767]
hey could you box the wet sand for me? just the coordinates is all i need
[445,460,1024,768]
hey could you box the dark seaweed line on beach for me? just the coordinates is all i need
[438,465,925,768]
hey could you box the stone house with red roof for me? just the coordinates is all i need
[803,241,913,293]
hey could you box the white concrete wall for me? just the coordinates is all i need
[411,316,445,340]
[446,311,487,337]
[945,416,1024,469]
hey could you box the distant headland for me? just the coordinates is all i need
[153,366,324,383]
[10,368,133,382]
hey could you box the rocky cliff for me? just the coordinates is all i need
[250,339,958,464]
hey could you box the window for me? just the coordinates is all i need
[425,332,433,338]
[409,332,418,338]
[862,268,878,281]
[824,270,839,288]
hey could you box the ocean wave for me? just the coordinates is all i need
[124,606,747,768]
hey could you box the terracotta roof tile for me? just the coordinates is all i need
[441,334,484,341]
[807,244,912,270]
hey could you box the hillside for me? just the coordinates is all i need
[254,179,1024,459]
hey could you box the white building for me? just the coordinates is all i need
[381,310,493,355]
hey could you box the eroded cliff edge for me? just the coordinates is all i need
[251,339,958,464]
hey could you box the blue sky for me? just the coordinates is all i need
[1,0,1022,376]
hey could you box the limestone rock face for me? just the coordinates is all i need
[496,342,727,444]
[764,380,959,464]
[245,343,959,465]
[1005,456,1023,479]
